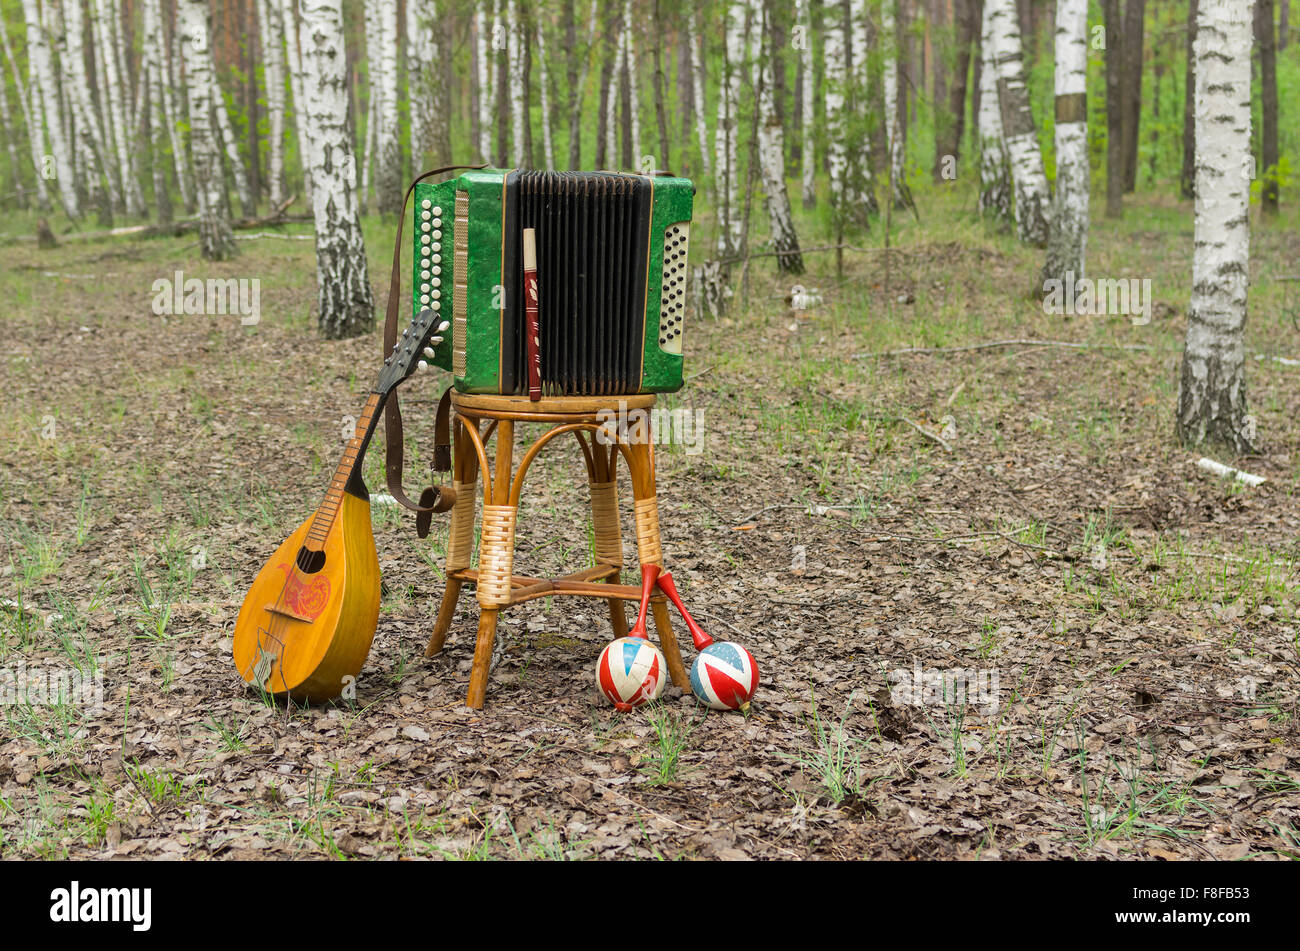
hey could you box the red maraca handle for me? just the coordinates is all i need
[628,563,660,639]
[656,571,713,650]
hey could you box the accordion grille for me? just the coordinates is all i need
[452,189,469,378]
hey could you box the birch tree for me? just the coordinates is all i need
[824,0,851,221]
[475,1,493,162]
[714,0,746,258]
[140,0,173,223]
[535,12,555,170]
[988,0,1049,245]
[508,0,527,166]
[881,0,912,208]
[977,0,1011,222]
[621,1,642,168]
[300,0,375,339]
[93,0,144,216]
[63,0,115,223]
[847,0,877,219]
[258,0,287,207]
[22,0,80,218]
[279,0,312,203]
[687,5,711,178]
[796,0,815,208]
[1176,0,1253,453]
[179,0,234,260]
[751,0,803,274]
[0,8,50,210]
[0,46,27,208]
[1040,0,1089,294]
[368,0,401,214]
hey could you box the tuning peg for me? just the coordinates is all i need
[417,360,428,372]
[437,320,449,334]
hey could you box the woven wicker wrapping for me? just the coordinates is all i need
[445,480,477,571]
[633,496,663,567]
[589,480,623,568]
[477,504,517,606]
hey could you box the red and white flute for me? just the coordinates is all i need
[522,228,542,401]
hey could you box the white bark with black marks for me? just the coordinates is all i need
[988,0,1049,245]
[23,0,80,218]
[179,0,234,259]
[1041,0,1089,292]
[300,0,375,339]
[258,0,287,207]
[750,0,803,274]
[1176,0,1253,453]
[0,10,50,209]
[977,0,1011,222]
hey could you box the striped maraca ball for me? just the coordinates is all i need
[596,637,667,711]
[690,641,759,711]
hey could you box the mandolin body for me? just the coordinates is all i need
[232,490,381,702]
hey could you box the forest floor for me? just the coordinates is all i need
[1,189,1299,860]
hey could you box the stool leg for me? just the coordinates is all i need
[466,421,516,709]
[625,439,689,690]
[427,419,479,657]
[588,443,628,638]
[467,608,499,709]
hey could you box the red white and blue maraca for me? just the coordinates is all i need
[658,571,759,713]
[595,566,666,711]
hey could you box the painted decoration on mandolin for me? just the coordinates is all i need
[275,563,331,620]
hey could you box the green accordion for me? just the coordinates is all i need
[412,169,694,395]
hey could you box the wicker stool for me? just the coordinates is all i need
[424,392,689,709]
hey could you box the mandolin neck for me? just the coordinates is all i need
[305,391,385,548]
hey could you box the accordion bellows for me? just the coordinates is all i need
[413,169,694,395]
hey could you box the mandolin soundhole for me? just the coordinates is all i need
[295,547,327,574]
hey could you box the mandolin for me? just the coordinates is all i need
[232,308,449,702]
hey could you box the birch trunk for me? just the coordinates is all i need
[622,1,642,168]
[1176,0,1253,453]
[688,6,711,178]
[280,0,312,203]
[300,0,374,339]
[0,46,27,208]
[159,0,195,213]
[714,0,745,257]
[22,0,80,218]
[751,0,803,274]
[1040,0,1088,293]
[259,0,287,207]
[508,0,526,166]
[95,0,144,215]
[408,0,449,168]
[64,0,115,222]
[141,0,173,223]
[179,0,234,259]
[475,2,493,162]
[988,0,1049,245]
[881,0,911,207]
[0,13,51,210]
[878,0,909,206]
[535,14,555,170]
[604,15,623,168]
[847,0,877,218]
[367,0,400,214]
[824,0,850,222]
[797,0,815,208]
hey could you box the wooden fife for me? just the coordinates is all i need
[425,392,689,708]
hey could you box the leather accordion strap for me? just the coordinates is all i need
[382,163,486,534]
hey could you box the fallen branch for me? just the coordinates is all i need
[854,338,1169,359]
[1196,458,1266,488]
[902,415,953,452]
